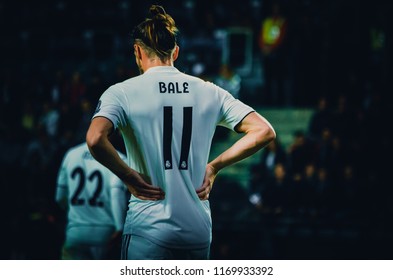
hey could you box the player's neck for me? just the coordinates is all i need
[142,58,173,72]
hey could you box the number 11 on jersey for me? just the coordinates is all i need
[163,106,193,170]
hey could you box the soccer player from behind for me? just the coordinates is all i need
[86,5,276,260]
[56,141,128,259]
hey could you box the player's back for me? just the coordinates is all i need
[98,66,252,248]
[115,67,231,192]
[57,143,126,245]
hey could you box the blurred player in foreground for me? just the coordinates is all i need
[56,141,128,259]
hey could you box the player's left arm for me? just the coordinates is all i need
[107,183,127,252]
[110,179,128,232]
[197,112,276,200]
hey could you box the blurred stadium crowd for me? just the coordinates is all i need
[0,0,392,259]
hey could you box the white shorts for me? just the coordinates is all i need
[121,234,210,260]
[62,225,115,260]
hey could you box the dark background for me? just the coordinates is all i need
[0,0,392,259]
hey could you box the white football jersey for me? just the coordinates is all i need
[93,66,254,248]
[56,143,128,233]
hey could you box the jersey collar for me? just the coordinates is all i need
[144,66,179,74]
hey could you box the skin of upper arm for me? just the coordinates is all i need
[234,111,273,134]
[86,117,114,146]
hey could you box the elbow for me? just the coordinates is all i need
[267,126,276,143]
[257,125,276,148]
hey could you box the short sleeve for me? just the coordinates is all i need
[92,84,127,130]
[217,87,254,131]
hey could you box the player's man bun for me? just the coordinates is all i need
[148,5,167,19]
[148,5,176,31]
[133,5,179,61]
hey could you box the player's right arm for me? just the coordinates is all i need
[86,117,165,200]
[55,154,69,210]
